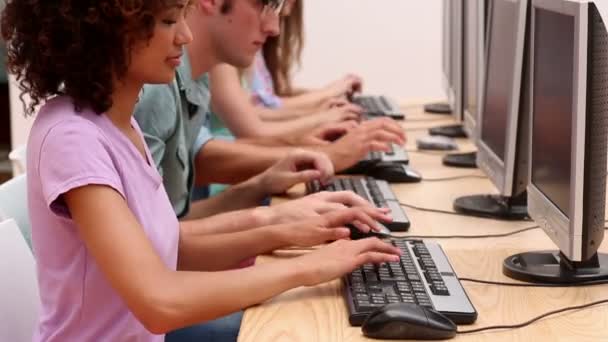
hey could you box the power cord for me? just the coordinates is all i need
[404,117,449,123]
[405,149,451,155]
[377,225,540,240]
[399,201,472,217]
[457,299,608,334]
[459,277,608,288]
[404,127,436,133]
[422,174,487,182]
[399,201,533,222]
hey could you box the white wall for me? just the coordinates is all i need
[293,0,444,103]
[8,1,445,152]
[8,75,33,175]
[9,75,33,150]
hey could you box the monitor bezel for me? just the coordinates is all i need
[527,0,588,261]
[476,0,529,196]
[442,0,452,97]
[462,0,487,140]
[446,0,464,120]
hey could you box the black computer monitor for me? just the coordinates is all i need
[442,0,488,167]
[461,0,487,142]
[453,0,531,220]
[426,0,463,115]
[503,0,608,283]
[448,0,464,120]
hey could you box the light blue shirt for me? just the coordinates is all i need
[134,53,213,217]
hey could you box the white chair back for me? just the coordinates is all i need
[0,219,39,341]
[9,145,27,176]
[0,175,31,248]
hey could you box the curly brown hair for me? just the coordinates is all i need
[1,0,187,115]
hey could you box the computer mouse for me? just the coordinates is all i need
[362,303,457,340]
[367,163,422,183]
[347,224,391,240]
[416,135,459,151]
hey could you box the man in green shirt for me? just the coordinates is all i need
[135,15,404,220]
[134,1,404,340]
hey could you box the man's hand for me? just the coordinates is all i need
[320,97,350,110]
[254,149,334,195]
[296,238,402,287]
[277,207,393,248]
[269,190,392,225]
[321,118,407,172]
[296,120,359,146]
[324,74,364,98]
[321,103,362,124]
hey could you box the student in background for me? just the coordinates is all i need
[252,0,363,115]
[208,0,395,138]
[3,0,401,341]
[135,0,406,208]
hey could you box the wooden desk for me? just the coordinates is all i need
[239,103,608,341]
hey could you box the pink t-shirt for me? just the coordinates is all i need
[27,96,180,341]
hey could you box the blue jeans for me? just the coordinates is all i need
[165,311,243,342]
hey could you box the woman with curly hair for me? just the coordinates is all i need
[1,1,401,340]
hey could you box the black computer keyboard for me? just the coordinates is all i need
[344,239,478,326]
[353,95,405,120]
[306,177,410,232]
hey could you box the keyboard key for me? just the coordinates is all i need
[342,239,477,326]
[355,293,370,300]
[431,286,450,296]
[367,284,384,293]
[356,300,371,307]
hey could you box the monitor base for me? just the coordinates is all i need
[424,102,452,114]
[504,251,608,284]
[443,152,477,168]
[453,191,528,220]
[429,124,468,138]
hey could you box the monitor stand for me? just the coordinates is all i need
[503,251,608,284]
[443,151,477,168]
[453,191,528,220]
[429,124,468,138]
[424,102,452,115]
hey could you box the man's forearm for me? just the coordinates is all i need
[237,136,293,147]
[184,178,274,220]
[195,140,291,185]
[258,106,315,121]
[178,224,288,271]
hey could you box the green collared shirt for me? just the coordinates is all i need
[134,53,213,217]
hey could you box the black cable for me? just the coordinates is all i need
[399,202,470,217]
[404,117,449,123]
[399,201,532,222]
[405,149,451,155]
[379,225,540,240]
[459,277,608,288]
[399,201,533,222]
[422,174,487,182]
[404,127,436,133]
[457,299,608,334]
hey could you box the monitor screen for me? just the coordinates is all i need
[531,8,575,217]
[480,0,520,162]
[463,0,479,118]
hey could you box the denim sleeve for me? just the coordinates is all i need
[134,83,179,174]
